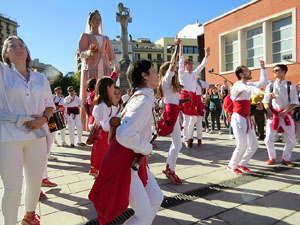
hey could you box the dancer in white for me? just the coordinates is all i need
[179,46,210,149]
[263,64,299,166]
[157,38,183,184]
[227,60,274,174]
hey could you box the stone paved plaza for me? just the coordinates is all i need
[0,128,299,225]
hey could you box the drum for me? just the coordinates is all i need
[48,110,66,133]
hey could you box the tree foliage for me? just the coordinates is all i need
[51,71,81,97]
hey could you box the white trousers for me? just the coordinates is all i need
[124,167,164,225]
[43,133,55,179]
[229,113,258,169]
[265,115,296,161]
[182,114,194,141]
[67,114,82,144]
[0,138,47,225]
[196,116,203,139]
[54,129,65,143]
[166,118,182,171]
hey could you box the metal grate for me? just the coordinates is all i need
[85,161,298,225]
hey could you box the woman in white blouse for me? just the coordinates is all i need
[89,60,164,225]
[0,36,54,225]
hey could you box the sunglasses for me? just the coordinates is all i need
[68,89,74,92]
[273,69,281,73]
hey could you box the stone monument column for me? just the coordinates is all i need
[116,2,132,91]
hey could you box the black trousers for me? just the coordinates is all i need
[254,109,265,138]
[210,108,221,130]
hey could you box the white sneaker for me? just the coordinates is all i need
[61,142,68,147]
[209,130,214,134]
[54,140,59,146]
[229,134,234,139]
[218,131,222,135]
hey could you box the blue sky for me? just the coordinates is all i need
[2,0,250,74]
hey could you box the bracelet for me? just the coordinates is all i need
[42,114,49,122]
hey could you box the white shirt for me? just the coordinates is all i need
[92,102,121,132]
[0,62,55,142]
[230,69,268,101]
[64,95,83,108]
[178,56,208,93]
[121,94,130,103]
[162,69,180,105]
[54,95,65,107]
[196,80,210,95]
[262,80,299,110]
[116,88,155,155]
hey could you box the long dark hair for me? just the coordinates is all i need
[126,60,152,93]
[86,78,97,92]
[2,36,31,68]
[94,77,114,106]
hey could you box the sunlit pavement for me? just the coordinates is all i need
[1,128,299,225]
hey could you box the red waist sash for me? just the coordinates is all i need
[233,100,252,133]
[158,103,181,136]
[67,107,80,120]
[89,138,148,225]
[180,90,197,116]
[270,108,293,133]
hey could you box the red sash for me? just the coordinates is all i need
[158,103,181,136]
[270,108,294,133]
[57,105,66,122]
[89,138,148,225]
[180,90,197,116]
[90,129,109,170]
[233,100,252,133]
[195,95,205,116]
[87,90,95,125]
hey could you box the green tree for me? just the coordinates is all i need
[51,71,81,97]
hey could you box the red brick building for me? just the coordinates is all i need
[203,0,300,86]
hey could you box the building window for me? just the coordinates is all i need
[113,48,118,52]
[194,47,199,54]
[272,16,293,63]
[167,45,174,53]
[224,33,239,71]
[167,55,171,61]
[246,27,263,67]
[135,53,140,61]
[157,53,161,61]
[148,54,152,60]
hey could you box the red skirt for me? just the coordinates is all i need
[180,90,197,116]
[158,103,181,136]
[91,129,109,170]
[89,138,148,225]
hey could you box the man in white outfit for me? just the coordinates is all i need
[228,60,274,174]
[64,86,86,147]
[179,48,210,149]
[263,64,299,166]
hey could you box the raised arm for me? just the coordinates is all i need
[250,59,268,88]
[193,47,210,75]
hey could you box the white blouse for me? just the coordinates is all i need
[162,69,180,105]
[116,88,155,155]
[92,102,121,132]
[178,56,208,93]
[0,62,55,142]
[196,80,210,95]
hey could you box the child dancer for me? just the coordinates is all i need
[89,77,118,177]
[89,60,163,225]
[157,38,183,184]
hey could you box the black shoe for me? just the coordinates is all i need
[185,139,193,149]
[77,143,87,147]
[70,144,75,147]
